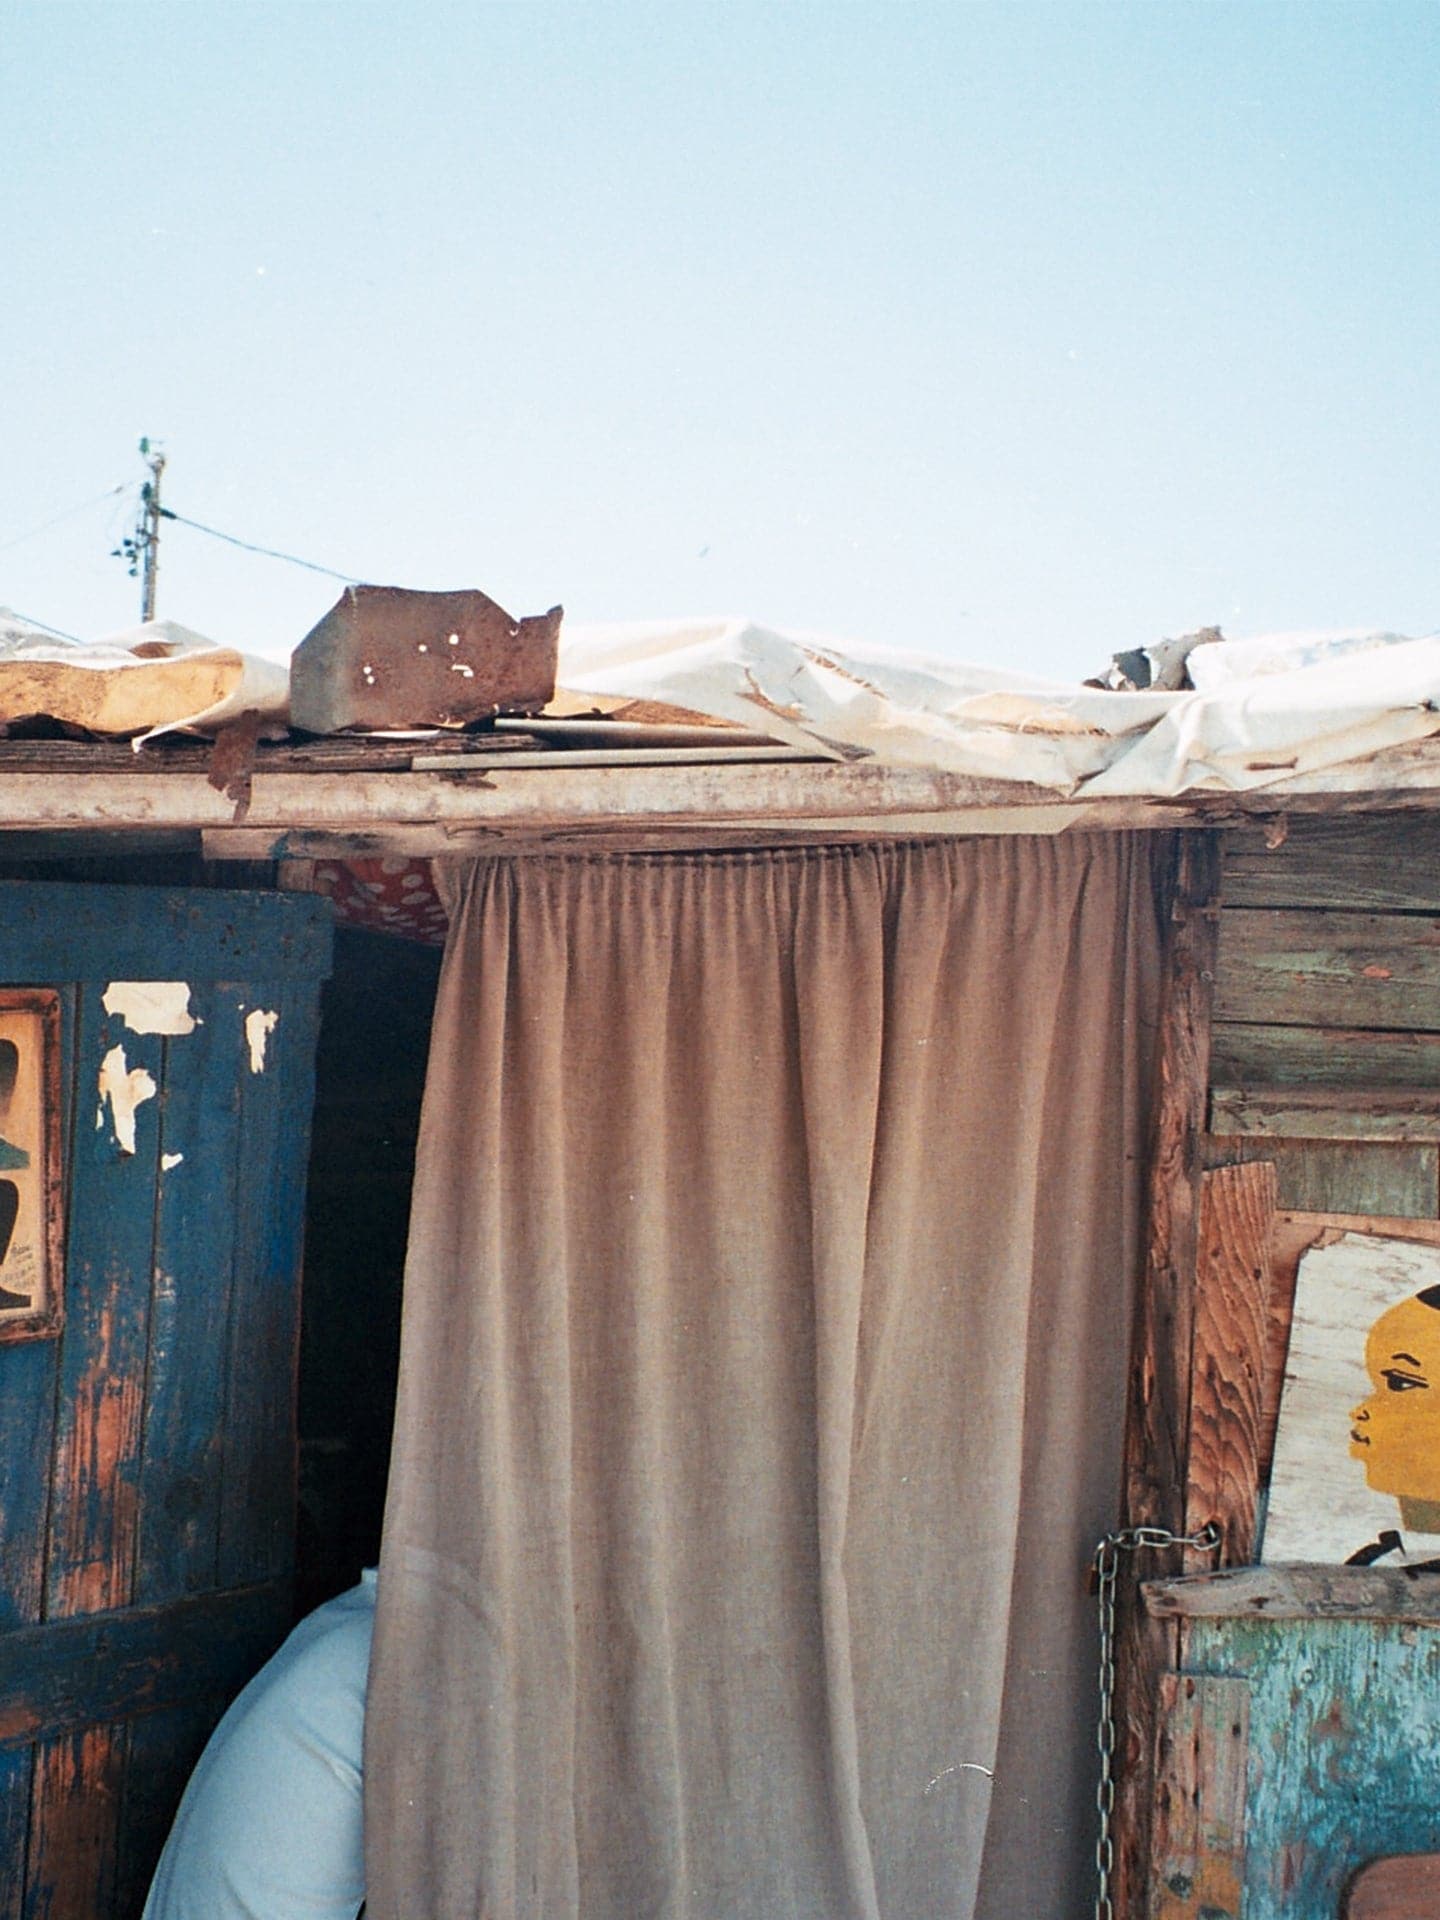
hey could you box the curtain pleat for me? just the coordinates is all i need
[366,835,1166,1920]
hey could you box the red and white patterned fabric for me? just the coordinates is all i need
[308,859,449,945]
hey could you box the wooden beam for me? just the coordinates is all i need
[1113,830,1223,1920]
[1143,1565,1440,1623]
[0,1583,288,1748]
[0,762,1096,835]
[0,757,1439,849]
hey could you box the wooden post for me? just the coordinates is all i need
[1112,830,1222,1919]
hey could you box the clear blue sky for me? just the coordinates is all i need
[2,2,1437,677]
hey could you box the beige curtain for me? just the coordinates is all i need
[365,836,1166,1920]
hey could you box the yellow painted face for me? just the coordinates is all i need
[1350,1293,1440,1502]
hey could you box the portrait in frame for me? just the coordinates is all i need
[1264,1229,1440,1565]
[0,988,64,1343]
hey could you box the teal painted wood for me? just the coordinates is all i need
[0,882,331,981]
[1185,1614,1440,1918]
[132,987,246,1601]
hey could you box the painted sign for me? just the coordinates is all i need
[1265,1231,1440,1564]
[0,990,63,1341]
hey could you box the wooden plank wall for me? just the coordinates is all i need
[1120,814,1440,1920]
[0,884,331,1920]
[1209,814,1440,1219]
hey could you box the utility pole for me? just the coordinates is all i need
[139,438,166,622]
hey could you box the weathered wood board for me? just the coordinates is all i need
[1215,910,1440,1032]
[1146,1565,1440,1623]
[1223,817,1440,912]
[1114,832,1221,1920]
[1183,1163,1276,1567]
[0,884,330,1920]
[1202,1134,1438,1218]
[1181,1612,1440,1920]
[1211,1085,1440,1141]
[1211,1022,1440,1092]
[1118,822,1440,1919]
[1151,1673,1249,1920]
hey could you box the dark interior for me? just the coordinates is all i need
[295,925,441,1616]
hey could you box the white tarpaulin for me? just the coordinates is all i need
[0,611,290,741]
[7,603,1437,798]
[556,619,1440,799]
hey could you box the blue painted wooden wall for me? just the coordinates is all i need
[0,882,331,1919]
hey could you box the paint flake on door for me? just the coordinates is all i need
[244,1009,279,1074]
[97,1045,157,1157]
[101,982,198,1036]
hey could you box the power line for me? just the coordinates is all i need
[0,608,82,642]
[160,508,359,584]
[0,483,128,555]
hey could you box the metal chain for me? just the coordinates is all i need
[1092,1522,1220,1920]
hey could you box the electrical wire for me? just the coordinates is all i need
[160,508,359,584]
[0,608,82,642]
[0,483,128,555]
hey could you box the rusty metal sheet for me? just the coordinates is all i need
[290,586,561,734]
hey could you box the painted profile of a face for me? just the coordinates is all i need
[1350,1284,1440,1533]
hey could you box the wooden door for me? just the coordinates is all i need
[0,883,331,1917]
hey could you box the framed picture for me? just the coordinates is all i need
[0,989,64,1343]
[1264,1228,1440,1565]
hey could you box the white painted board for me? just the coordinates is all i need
[1264,1232,1440,1564]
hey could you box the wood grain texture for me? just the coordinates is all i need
[1345,1853,1440,1919]
[1223,817,1440,912]
[1211,1022,1440,1091]
[1210,1085,1440,1141]
[1150,1673,1249,1920]
[1183,1163,1277,1568]
[1215,909,1440,1032]
[23,1724,124,1920]
[1145,1565,1440,1622]
[1114,831,1222,1920]
[1202,1135,1438,1219]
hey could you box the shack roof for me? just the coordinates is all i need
[1,608,1438,861]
